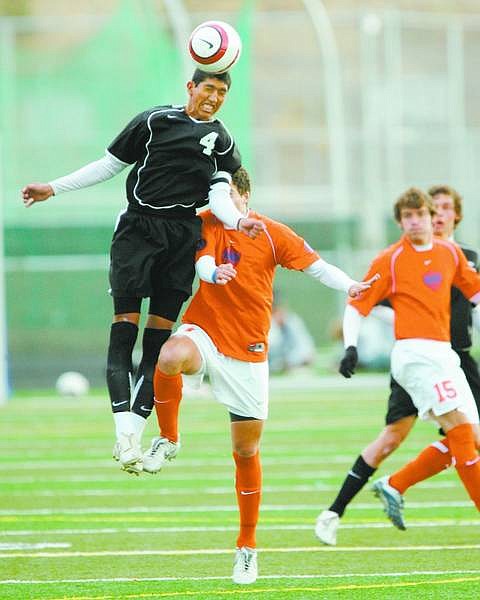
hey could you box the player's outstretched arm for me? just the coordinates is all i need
[348,273,380,298]
[21,183,54,207]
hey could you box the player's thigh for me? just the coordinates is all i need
[158,334,202,375]
[385,376,418,425]
[392,340,477,421]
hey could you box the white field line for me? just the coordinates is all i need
[2,544,480,559]
[1,480,458,498]
[0,500,474,517]
[0,454,403,471]
[1,520,479,537]
[0,543,70,550]
[2,569,480,585]
[0,467,432,484]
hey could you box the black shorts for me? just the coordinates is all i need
[457,350,480,411]
[385,376,418,425]
[109,209,202,298]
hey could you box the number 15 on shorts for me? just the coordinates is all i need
[433,380,458,403]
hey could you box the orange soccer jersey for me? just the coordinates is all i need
[350,235,480,341]
[182,210,319,362]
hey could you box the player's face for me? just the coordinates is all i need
[432,194,457,239]
[230,183,249,214]
[399,205,433,244]
[186,78,229,120]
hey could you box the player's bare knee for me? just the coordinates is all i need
[157,339,186,374]
[233,443,259,457]
[378,429,404,457]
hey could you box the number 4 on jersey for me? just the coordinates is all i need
[199,132,219,155]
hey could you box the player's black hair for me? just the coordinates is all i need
[192,68,232,89]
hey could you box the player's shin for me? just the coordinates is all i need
[106,321,138,413]
[153,367,182,442]
[446,423,480,509]
[389,440,452,494]
[233,451,262,549]
[131,328,171,421]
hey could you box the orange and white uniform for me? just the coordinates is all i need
[345,235,480,421]
[176,209,355,419]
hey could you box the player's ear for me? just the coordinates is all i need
[186,81,195,95]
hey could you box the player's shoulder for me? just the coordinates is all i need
[198,209,220,227]
[144,105,186,122]
[456,241,479,265]
[376,239,404,262]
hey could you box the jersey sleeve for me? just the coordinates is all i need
[452,245,480,302]
[214,123,242,174]
[195,212,219,261]
[349,253,392,316]
[107,111,149,164]
[267,220,320,270]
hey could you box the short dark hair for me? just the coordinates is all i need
[394,187,434,222]
[191,69,232,89]
[428,184,463,225]
[232,167,250,196]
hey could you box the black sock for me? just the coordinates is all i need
[131,328,171,418]
[106,321,138,412]
[329,455,376,517]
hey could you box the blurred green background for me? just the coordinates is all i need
[2,0,480,389]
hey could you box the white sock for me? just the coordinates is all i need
[130,412,147,442]
[113,411,136,438]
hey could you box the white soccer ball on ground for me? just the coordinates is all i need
[188,20,242,74]
[55,371,90,397]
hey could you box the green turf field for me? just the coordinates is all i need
[1,380,479,599]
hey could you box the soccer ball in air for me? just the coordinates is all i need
[55,371,90,397]
[188,21,242,74]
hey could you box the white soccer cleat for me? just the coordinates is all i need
[232,546,258,585]
[315,509,340,546]
[117,432,143,475]
[142,436,180,474]
[372,475,406,530]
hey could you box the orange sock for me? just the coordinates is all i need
[153,367,182,443]
[447,423,480,510]
[389,439,452,494]
[233,451,262,549]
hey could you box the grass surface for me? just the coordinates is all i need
[1,382,479,599]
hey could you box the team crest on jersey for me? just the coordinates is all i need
[423,271,443,291]
[197,238,207,251]
[222,247,241,266]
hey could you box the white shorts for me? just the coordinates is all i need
[174,324,269,420]
[391,339,479,423]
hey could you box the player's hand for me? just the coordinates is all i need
[339,346,358,378]
[237,217,265,239]
[214,263,237,285]
[21,183,54,207]
[348,273,380,298]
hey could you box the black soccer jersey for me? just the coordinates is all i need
[107,105,241,217]
[451,244,479,351]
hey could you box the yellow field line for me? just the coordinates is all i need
[31,575,480,600]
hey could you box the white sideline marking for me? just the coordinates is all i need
[2,480,458,498]
[0,467,432,484]
[1,520,479,537]
[2,544,480,559]
[2,569,480,585]
[0,500,473,517]
[0,543,70,550]
[0,454,401,471]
